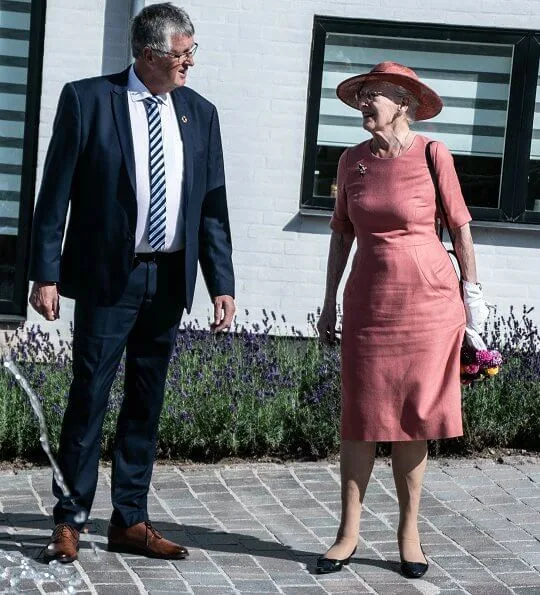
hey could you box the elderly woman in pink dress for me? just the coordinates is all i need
[316,62,489,578]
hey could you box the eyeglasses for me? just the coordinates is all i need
[151,42,198,62]
[355,90,385,103]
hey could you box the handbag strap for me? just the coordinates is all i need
[425,141,453,243]
[425,141,463,277]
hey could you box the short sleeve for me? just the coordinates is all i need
[329,149,355,234]
[431,141,472,229]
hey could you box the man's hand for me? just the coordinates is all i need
[29,282,60,321]
[211,295,235,332]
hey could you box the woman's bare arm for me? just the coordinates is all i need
[317,230,355,344]
[323,231,355,307]
[451,222,478,284]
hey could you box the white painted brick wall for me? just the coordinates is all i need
[24,0,540,339]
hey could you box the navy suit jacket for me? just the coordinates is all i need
[29,68,234,312]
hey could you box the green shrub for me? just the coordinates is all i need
[1,307,539,461]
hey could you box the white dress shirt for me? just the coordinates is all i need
[127,65,185,252]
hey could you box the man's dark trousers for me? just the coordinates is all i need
[53,252,185,529]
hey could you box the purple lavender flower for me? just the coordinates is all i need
[179,410,194,424]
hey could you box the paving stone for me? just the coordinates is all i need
[452,538,509,555]
[223,566,269,579]
[311,526,341,538]
[452,568,502,585]
[140,578,190,591]
[395,586,452,594]
[494,572,540,587]
[460,583,514,594]
[176,572,231,586]
[484,558,535,573]
[302,516,337,528]
[281,587,328,594]
[431,555,484,571]
[485,527,533,542]
[84,571,134,584]
[169,559,218,573]
[2,459,540,592]
[94,586,139,595]
[430,514,475,528]
[232,579,281,592]
[132,567,180,579]
[271,572,320,586]
[503,540,540,555]
[40,581,65,592]
[423,575,463,589]
[516,551,540,567]
[189,589,236,594]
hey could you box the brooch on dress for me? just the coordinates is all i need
[356,161,367,175]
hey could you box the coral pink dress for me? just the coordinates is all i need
[330,135,471,441]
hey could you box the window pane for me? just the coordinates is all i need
[527,74,540,213]
[0,1,31,301]
[312,33,513,210]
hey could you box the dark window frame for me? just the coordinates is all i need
[300,16,540,226]
[1,0,46,318]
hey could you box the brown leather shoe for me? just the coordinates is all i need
[44,523,79,563]
[107,521,188,559]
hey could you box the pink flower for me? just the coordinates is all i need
[488,350,503,366]
[464,363,480,375]
[475,350,492,365]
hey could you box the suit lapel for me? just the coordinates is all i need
[171,88,194,211]
[111,76,136,195]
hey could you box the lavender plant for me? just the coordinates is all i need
[0,312,341,460]
[459,306,540,451]
[0,306,538,460]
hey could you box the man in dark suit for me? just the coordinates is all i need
[28,3,235,563]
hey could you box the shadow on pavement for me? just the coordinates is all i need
[0,512,400,575]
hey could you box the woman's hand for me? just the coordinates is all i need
[452,224,490,335]
[317,231,354,345]
[462,280,490,334]
[317,305,339,345]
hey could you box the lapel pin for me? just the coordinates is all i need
[181,115,188,123]
[356,162,367,175]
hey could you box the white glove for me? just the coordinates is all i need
[464,327,487,351]
[462,280,490,334]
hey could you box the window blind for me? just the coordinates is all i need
[318,34,514,158]
[532,76,540,161]
[0,0,31,237]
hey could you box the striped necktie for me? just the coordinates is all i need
[144,96,166,251]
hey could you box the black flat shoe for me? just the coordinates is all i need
[316,546,357,574]
[400,545,428,579]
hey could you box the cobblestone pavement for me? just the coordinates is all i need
[0,457,539,594]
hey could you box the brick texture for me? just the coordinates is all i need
[24,0,540,337]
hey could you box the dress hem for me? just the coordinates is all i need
[340,430,464,442]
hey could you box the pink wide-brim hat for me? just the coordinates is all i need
[336,61,443,121]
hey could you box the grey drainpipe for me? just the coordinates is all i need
[127,0,145,66]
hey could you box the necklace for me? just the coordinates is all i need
[371,130,412,158]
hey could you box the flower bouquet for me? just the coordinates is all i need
[460,343,502,385]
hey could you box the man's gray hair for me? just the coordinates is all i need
[131,3,194,59]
